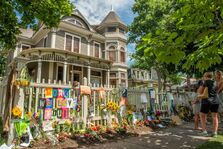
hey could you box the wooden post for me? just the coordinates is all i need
[82,77,88,128]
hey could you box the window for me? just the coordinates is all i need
[108,46,116,62]
[94,43,100,58]
[121,80,126,86]
[65,33,80,53]
[91,71,101,76]
[119,28,125,34]
[21,44,31,50]
[110,73,116,77]
[73,37,80,53]
[67,19,84,27]
[121,73,125,78]
[65,34,72,51]
[107,27,116,32]
[120,51,125,63]
[57,66,63,81]
[110,79,116,87]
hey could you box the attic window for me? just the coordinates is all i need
[107,27,116,32]
[67,19,83,27]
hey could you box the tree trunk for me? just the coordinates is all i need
[3,67,16,132]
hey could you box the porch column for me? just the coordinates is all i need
[107,69,110,88]
[51,28,56,48]
[87,41,90,56]
[63,62,67,84]
[37,58,42,83]
[88,66,91,85]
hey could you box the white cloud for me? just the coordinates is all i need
[72,0,134,25]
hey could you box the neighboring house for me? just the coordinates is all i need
[128,68,158,88]
[10,9,128,87]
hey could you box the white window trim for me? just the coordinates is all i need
[64,32,81,53]
[93,41,101,58]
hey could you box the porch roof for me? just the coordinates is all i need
[17,48,112,70]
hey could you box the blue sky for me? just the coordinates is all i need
[72,0,136,65]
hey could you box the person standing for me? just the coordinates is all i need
[215,71,223,122]
[191,80,203,130]
[198,72,219,137]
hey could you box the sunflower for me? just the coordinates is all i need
[12,106,22,118]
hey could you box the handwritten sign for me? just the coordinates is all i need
[57,109,62,118]
[53,88,58,97]
[67,98,73,108]
[63,88,69,98]
[45,98,53,108]
[52,109,57,117]
[58,88,63,98]
[44,108,52,120]
[56,98,63,108]
[62,108,69,119]
[45,88,53,98]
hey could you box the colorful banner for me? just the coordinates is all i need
[44,108,52,120]
[63,88,69,98]
[53,88,58,97]
[45,88,53,98]
[58,88,63,98]
[45,98,53,108]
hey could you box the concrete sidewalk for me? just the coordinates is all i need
[79,122,213,149]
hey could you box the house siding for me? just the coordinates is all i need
[46,32,52,47]
[81,37,88,55]
[36,38,44,48]
[55,30,65,50]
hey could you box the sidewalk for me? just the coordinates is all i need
[79,122,213,149]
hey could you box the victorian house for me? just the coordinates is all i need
[11,9,128,87]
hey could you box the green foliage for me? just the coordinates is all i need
[0,55,6,76]
[198,133,223,149]
[130,0,223,73]
[0,0,73,51]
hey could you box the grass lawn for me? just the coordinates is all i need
[197,133,223,149]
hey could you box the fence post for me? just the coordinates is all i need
[82,77,88,128]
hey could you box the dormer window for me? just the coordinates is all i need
[67,19,84,27]
[107,27,116,32]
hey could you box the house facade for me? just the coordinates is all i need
[128,68,158,88]
[11,9,128,87]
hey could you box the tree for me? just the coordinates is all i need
[137,0,223,72]
[128,0,181,92]
[0,0,73,132]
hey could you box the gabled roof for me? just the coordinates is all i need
[100,11,126,26]
[70,9,96,32]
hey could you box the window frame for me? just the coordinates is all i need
[64,32,81,53]
[93,41,101,58]
[108,45,116,62]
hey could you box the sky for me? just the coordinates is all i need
[72,0,136,65]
